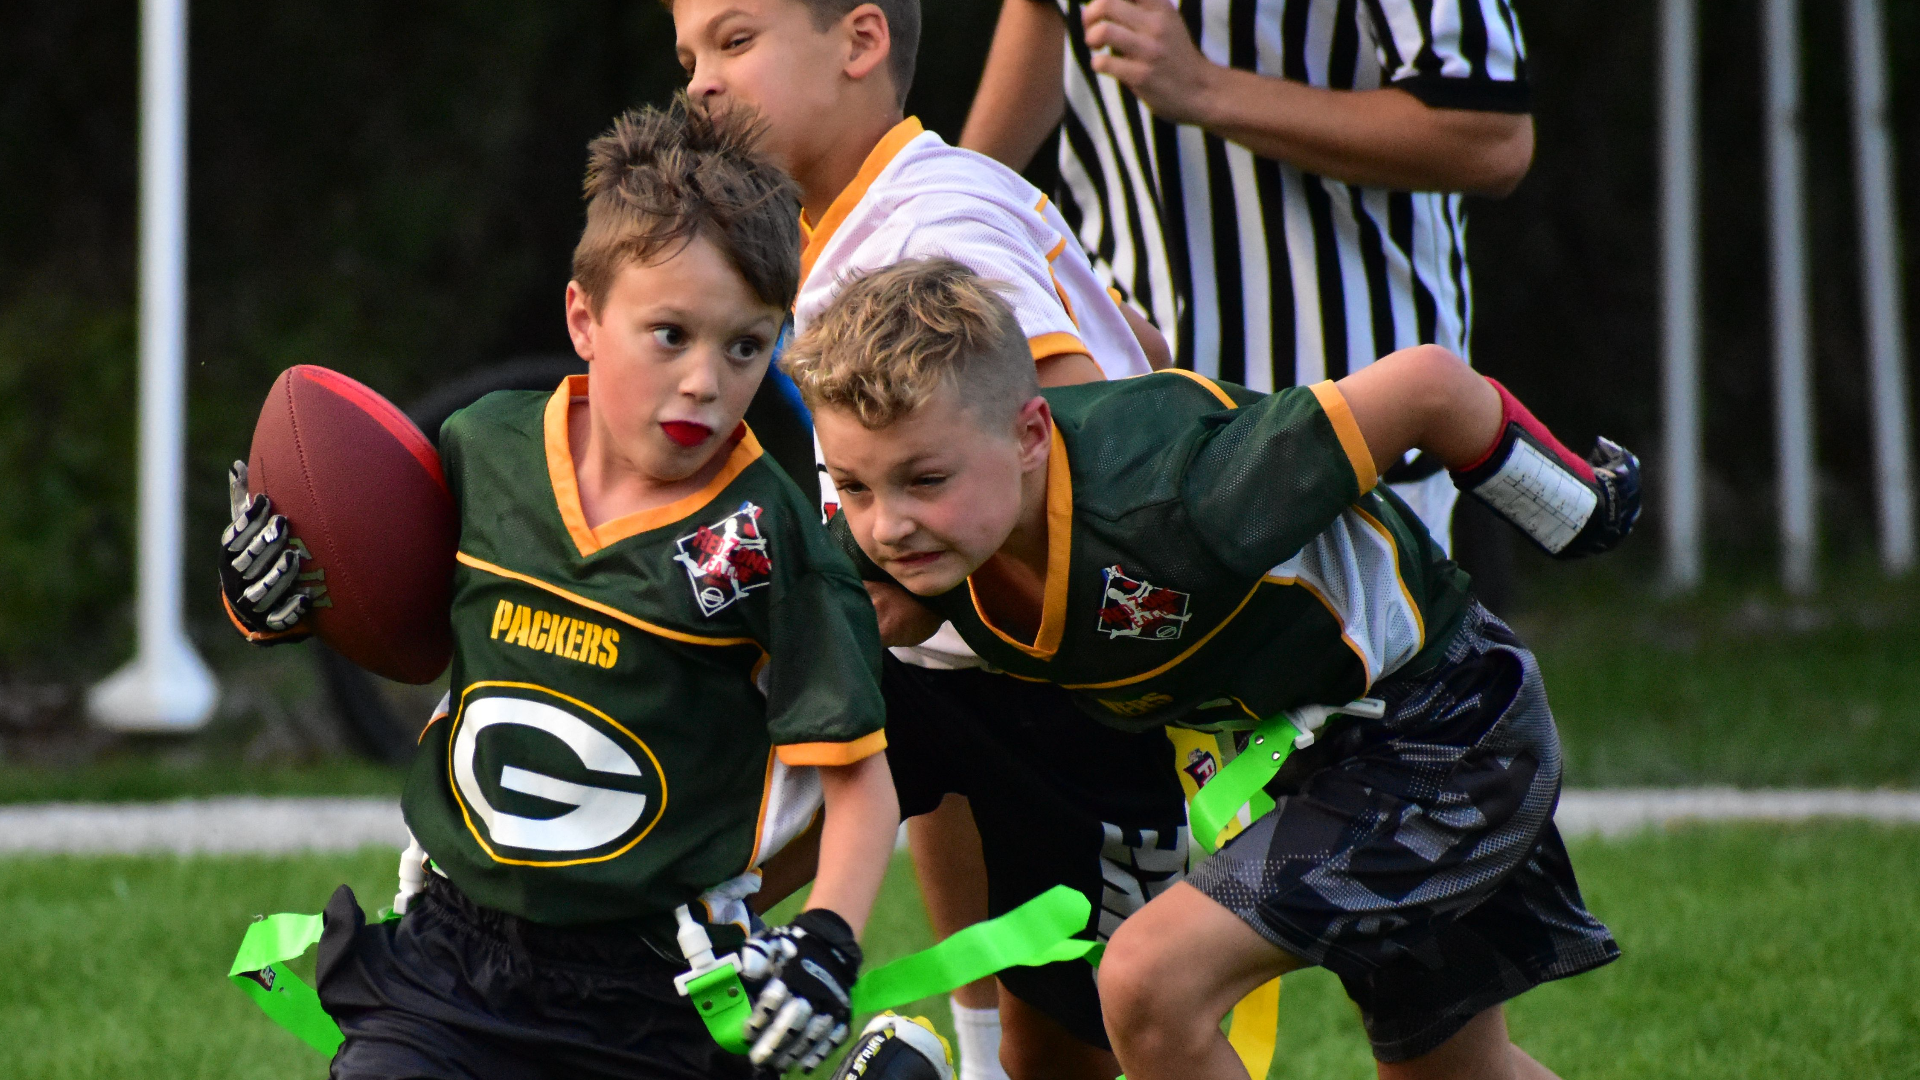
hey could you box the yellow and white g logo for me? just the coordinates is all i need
[449,683,666,865]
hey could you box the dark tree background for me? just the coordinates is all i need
[1,0,1915,678]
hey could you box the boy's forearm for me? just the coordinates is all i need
[806,751,900,936]
[1337,347,1643,558]
[1334,345,1502,475]
[959,0,1067,170]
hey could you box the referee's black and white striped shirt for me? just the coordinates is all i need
[1054,0,1529,390]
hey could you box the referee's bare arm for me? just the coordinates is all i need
[964,0,1532,198]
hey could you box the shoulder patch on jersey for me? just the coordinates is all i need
[1096,565,1192,641]
[674,501,773,617]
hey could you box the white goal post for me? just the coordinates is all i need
[89,0,218,732]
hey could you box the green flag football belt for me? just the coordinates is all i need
[229,699,1381,1058]
[1186,698,1385,855]
[229,885,1099,1058]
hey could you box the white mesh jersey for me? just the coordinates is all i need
[793,118,1154,383]
[796,118,1156,669]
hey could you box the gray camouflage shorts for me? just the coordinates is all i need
[1189,603,1619,1061]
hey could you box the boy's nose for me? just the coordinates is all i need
[679,357,722,401]
[871,504,916,547]
[686,67,725,109]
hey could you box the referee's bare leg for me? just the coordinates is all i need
[1099,883,1561,1080]
[910,795,1119,1080]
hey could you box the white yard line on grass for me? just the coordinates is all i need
[0,796,405,855]
[2,789,1920,855]
[1554,787,1920,837]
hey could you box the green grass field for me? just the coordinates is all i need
[1519,562,1920,788]
[4,823,1918,1079]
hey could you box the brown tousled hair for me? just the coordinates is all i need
[572,94,800,315]
[784,258,1039,430]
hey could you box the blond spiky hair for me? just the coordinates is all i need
[784,258,1040,429]
[572,93,800,315]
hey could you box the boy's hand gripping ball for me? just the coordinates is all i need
[220,461,315,642]
[223,364,457,683]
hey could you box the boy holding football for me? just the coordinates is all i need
[789,259,1636,1080]
[220,101,900,1078]
[669,4,1182,1074]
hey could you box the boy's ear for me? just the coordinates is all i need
[564,281,597,363]
[840,3,893,84]
[1015,397,1053,471]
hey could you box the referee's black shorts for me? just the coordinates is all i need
[882,656,1189,1050]
[315,877,750,1080]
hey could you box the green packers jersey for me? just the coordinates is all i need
[406,376,885,926]
[832,370,1471,733]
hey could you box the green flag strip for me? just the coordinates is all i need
[1186,714,1303,856]
[851,885,1095,1013]
[226,912,344,1055]
[230,886,1096,1056]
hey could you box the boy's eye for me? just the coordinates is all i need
[726,338,765,363]
[835,479,869,496]
[653,326,686,349]
[724,33,752,51]
[911,474,948,489]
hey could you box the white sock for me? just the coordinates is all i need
[949,998,1010,1080]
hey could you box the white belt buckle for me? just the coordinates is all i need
[1285,696,1386,750]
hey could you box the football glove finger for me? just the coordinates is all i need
[230,512,292,577]
[221,493,273,564]
[227,460,251,522]
[795,1018,850,1073]
[750,994,813,1069]
[262,585,312,633]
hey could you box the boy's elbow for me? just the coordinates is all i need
[1391,344,1477,425]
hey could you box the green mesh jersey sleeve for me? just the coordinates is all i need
[750,495,888,765]
[1182,382,1382,578]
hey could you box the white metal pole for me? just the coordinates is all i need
[1661,0,1702,590]
[1763,0,1816,594]
[89,0,219,732]
[1848,0,1914,574]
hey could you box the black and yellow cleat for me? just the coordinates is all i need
[828,1013,953,1080]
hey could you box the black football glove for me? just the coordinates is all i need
[219,461,316,643]
[1450,380,1642,559]
[1569,436,1642,557]
[827,1014,952,1080]
[739,908,862,1073]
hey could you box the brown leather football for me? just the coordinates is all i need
[248,365,456,684]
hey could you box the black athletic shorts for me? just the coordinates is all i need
[1189,605,1620,1061]
[315,876,749,1080]
[883,657,1189,1050]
